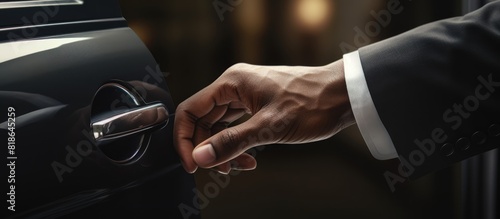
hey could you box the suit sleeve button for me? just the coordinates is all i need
[456,138,471,151]
[471,131,487,145]
[440,143,454,156]
[488,124,500,137]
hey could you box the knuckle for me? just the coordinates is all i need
[226,63,248,74]
[223,63,251,82]
[176,101,189,111]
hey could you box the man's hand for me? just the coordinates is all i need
[174,60,354,174]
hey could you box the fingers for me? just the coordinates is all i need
[192,105,228,146]
[230,153,257,171]
[214,162,231,174]
[192,114,271,168]
[174,82,249,173]
[174,87,220,173]
[173,109,198,173]
[174,64,266,173]
[196,107,248,144]
[214,153,257,174]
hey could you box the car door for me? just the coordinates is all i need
[1,0,198,218]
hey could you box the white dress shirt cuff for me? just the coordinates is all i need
[343,51,398,160]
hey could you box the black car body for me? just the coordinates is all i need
[1,0,198,218]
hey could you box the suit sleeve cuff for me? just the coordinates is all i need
[343,51,398,160]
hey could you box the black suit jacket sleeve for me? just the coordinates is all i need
[358,1,500,179]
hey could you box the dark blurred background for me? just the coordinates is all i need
[119,0,464,218]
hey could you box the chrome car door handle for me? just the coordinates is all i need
[91,103,169,141]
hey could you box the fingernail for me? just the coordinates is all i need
[180,160,197,174]
[216,169,230,175]
[215,162,231,175]
[193,144,216,166]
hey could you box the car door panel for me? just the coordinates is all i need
[1,2,197,218]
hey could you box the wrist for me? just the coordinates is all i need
[324,59,356,130]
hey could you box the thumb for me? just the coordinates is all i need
[192,116,269,168]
